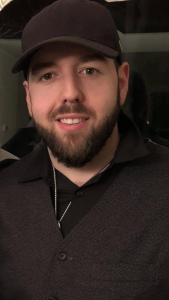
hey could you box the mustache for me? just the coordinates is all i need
[49,103,96,120]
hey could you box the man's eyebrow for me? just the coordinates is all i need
[30,54,107,75]
[30,62,56,75]
[79,54,107,63]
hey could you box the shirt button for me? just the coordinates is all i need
[76,191,84,197]
[58,252,67,261]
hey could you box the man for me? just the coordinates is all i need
[0,0,169,299]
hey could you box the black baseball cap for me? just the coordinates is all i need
[12,0,123,74]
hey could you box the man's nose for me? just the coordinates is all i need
[61,75,83,104]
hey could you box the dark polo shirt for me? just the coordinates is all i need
[18,112,148,237]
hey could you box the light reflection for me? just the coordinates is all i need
[0,0,13,11]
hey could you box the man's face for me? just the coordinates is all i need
[24,42,129,167]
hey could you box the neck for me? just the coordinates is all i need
[49,125,120,187]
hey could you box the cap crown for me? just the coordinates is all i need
[23,0,120,51]
[12,0,122,73]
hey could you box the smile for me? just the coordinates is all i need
[59,118,86,124]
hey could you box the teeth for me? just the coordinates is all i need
[60,118,85,124]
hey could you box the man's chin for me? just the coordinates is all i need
[51,138,87,157]
[49,141,92,168]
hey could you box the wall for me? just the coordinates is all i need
[0,39,29,146]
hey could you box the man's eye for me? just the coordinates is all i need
[40,73,54,81]
[82,68,98,75]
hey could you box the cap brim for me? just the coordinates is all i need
[12,36,119,74]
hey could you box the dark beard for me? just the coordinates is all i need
[34,94,120,168]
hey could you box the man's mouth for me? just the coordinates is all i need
[59,118,87,124]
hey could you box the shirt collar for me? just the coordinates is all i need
[18,111,149,184]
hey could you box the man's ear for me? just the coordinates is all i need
[118,62,130,106]
[23,81,33,117]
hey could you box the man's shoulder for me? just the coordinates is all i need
[146,138,169,153]
[142,139,169,164]
[0,146,46,183]
[126,139,169,185]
